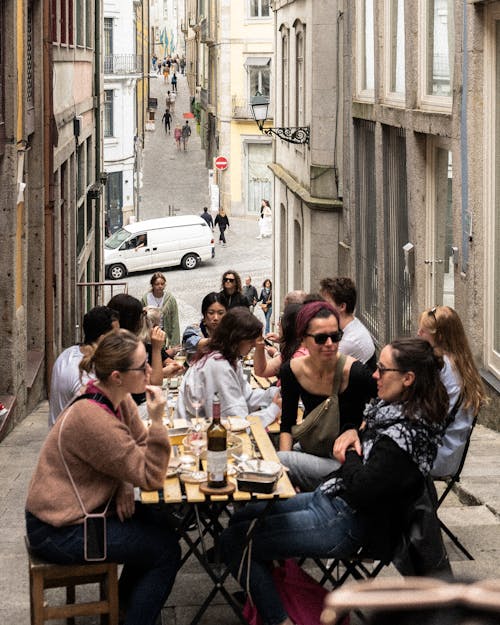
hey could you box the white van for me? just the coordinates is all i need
[104,215,215,280]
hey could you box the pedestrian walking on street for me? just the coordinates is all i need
[218,270,250,309]
[200,206,213,229]
[166,90,176,114]
[171,72,178,92]
[161,108,172,134]
[25,329,182,625]
[214,208,229,246]
[181,121,191,151]
[258,278,273,334]
[242,276,258,311]
[162,62,169,83]
[174,125,182,150]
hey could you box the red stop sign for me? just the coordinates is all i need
[215,156,228,170]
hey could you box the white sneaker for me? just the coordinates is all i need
[256,235,262,239]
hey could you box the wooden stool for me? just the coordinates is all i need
[26,539,119,625]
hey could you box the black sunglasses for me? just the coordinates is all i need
[223,277,235,283]
[305,330,343,345]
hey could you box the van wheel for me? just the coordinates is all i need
[108,264,127,280]
[181,253,199,270]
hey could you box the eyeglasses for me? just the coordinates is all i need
[304,331,344,345]
[223,277,235,283]
[121,360,149,373]
[376,362,406,376]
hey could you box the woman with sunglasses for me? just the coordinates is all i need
[278,300,376,491]
[26,329,181,625]
[175,307,281,426]
[417,305,487,477]
[221,338,448,625]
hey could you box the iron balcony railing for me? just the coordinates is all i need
[104,54,143,75]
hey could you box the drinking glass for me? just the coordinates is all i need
[174,348,187,368]
[185,374,207,428]
[185,429,207,481]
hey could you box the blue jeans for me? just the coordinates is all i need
[264,305,272,334]
[220,490,366,625]
[26,506,181,625]
[278,449,340,492]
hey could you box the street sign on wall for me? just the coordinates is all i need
[215,156,228,171]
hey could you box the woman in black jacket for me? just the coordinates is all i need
[221,337,448,625]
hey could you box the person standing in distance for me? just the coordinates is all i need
[242,276,258,311]
[161,108,172,134]
[200,206,214,229]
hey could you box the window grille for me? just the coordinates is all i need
[383,125,411,340]
[354,119,379,338]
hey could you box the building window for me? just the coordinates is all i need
[104,17,113,72]
[246,58,271,98]
[385,0,405,100]
[357,0,375,97]
[104,90,113,137]
[354,119,379,338]
[281,30,289,127]
[250,0,270,18]
[296,27,305,127]
[76,0,84,46]
[419,0,453,109]
[85,0,93,48]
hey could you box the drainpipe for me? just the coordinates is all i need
[460,0,469,274]
[94,0,104,279]
[43,0,55,389]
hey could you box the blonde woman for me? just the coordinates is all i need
[418,305,487,477]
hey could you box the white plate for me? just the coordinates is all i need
[237,459,282,477]
[226,417,251,432]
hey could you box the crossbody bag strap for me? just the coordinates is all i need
[57,396,117,517]
[331,353,347,397]
[445,392,464,427]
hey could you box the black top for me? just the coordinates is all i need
[279,359,376,434]
[242,285,258,306]
[200,211,214,228]
[218,290,250,309]
[338,435,425,561]
[214,214,229,229]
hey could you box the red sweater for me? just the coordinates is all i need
[26,393,170,527]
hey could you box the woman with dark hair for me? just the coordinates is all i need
[253,302,307,378]
[26,329,181,625]
[175,307,281,426]
[182,291,227,362]
[141,272,180,348]
[218,269,249,309]
[107,293,144,335]
[221,338,448,625]
[257,278,273,334]
[278,300,376,491]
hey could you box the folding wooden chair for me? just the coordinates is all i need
[434,416,477,560]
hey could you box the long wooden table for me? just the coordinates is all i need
[141,415,295,625]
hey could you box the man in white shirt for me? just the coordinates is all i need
[48,306,119,427]
[319,277,376,371]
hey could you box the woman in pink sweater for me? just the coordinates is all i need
[25,329,180,625]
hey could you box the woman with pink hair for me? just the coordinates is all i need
[278,300,376,491]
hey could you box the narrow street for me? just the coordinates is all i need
[123,72,274,332]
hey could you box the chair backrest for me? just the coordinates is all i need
[436,415,477,509]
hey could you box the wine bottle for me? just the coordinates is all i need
[206,392,227,488]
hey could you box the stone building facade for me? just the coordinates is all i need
[0,0,105,439]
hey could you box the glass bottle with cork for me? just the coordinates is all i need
[206,392,227,488]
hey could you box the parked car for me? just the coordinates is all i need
[104,215,215,280]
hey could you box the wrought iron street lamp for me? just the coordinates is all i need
[250,92,310,145]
